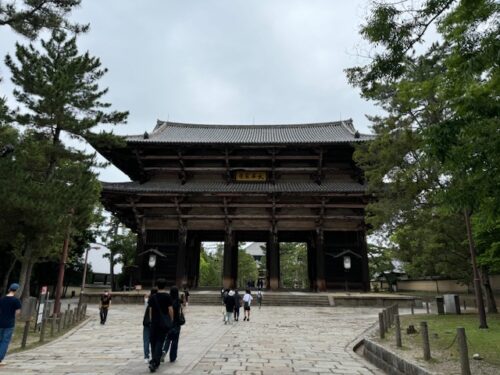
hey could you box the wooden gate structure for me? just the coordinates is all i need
[95,120,374,291]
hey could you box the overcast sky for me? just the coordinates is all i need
[1,0,379,183]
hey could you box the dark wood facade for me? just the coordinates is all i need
[96,120,373,291]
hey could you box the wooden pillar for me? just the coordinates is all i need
[358,230,370,292]
[186,235,199,289]
[176,223,188,287]
[268,228,280,290]
[316,227,326,291]
[223,225,236,289]
[307,235,317,291]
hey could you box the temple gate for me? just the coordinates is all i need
[95,120,373,291]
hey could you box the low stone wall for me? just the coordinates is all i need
[361,338,433,375]
[332,296,416,308]
[80,292,146,305]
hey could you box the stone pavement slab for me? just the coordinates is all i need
[2,304,385,374]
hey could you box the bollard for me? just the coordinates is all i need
[83,304,87,318]
[463,300,467,311]
[420,321,431,360]
[410,303,415,315]
[457,327,471,375]
[383,309,389,330]
[395,314,402,348]
[62,311,67,329]
[50,317,55,337]
[379,312,385,339]
[39,317,47,342]
[57,315,62,333]
[426,301,430,314]
[68,310,73,327]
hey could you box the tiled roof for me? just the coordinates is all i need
[101,180,367,194]
[125,120,374,144]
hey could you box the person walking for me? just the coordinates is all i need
[161,286,184,363]
[99,290,112,324]
[233,289,242,321]
[242,289,253,321]
[224,290,235,324]
[256,289,263,309]
[183,287,190,307]
[142,288,157,364]
[147,279,173,373]
[0,283,22,367]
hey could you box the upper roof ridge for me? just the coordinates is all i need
[155,120,348,130]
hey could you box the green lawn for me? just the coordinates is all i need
[387,313,500,367]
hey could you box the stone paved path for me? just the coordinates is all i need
[3,305,385,374]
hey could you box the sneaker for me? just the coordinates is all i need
[0,361,6,366]
[148,364,156,373]
[160,351,166,363]
[144,358,149,364]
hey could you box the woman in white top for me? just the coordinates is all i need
[242,289,253,321]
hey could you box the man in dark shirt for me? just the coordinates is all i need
[99,291,112,324]
[147,279,173,372]
[0,283,22,366]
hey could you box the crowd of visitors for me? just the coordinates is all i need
[221,288,262,323]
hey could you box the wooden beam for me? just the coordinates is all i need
[142,214,364,220]
[143,167,340,173]
[141,155,321,161]
[115,202,366,209]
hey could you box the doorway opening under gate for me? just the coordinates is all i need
[279,242,308,289]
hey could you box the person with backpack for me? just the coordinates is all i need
[242,289,253,321]
[223,290,235,324]
[256,289,263,309]
[161,286,185,363]
[233,289,242,321]
[147,279,173,373]
[142,288,157,364]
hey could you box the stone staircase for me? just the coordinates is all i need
[189,292,331,307]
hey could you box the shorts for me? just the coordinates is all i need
[244,305,251,311]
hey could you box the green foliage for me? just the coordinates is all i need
[347,0,499,276]
[367,244,394,281]
[0,28,127,296]
[199,245,222,287]
[279,243,308,289]
[5,29,128,166]
[237,247,258,288]
[0,0,87,39]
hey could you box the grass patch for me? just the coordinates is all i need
[385,313,500,366]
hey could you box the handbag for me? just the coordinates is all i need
[152,294,173,330]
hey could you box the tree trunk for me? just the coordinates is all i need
[21,260,34,302]
[464,209,488,328]
[1,255,17,297]
[481,266,498,313]
[16,240,32,299]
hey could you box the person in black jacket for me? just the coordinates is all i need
[161,286,183,363]
[148,279,173,372]
[142,288,157,364]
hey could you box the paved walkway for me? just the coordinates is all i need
[4,305,384,374]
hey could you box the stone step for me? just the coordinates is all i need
[189,293,331,306]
